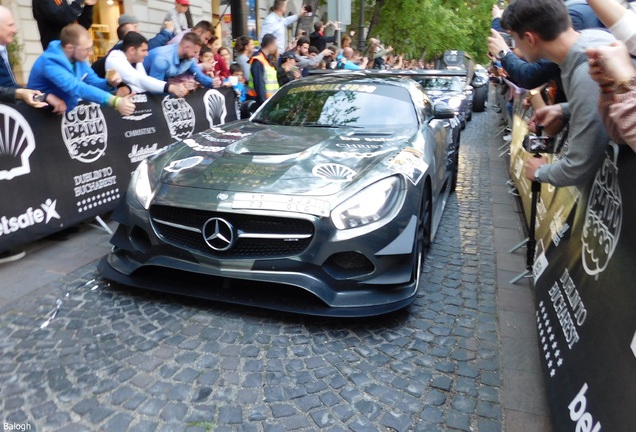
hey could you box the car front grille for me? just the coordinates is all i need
[149,205,315,259]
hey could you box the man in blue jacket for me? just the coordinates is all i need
[28,23,135,115]
[144,31,219,89]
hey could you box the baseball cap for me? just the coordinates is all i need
[118,14,138,26]
[176,0,190,5]
[281,51,297,60]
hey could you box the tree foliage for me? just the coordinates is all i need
[351,0,493,64]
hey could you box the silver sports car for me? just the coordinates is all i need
[99,74,460,316]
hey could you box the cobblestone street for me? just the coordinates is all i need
[0,107,544,432]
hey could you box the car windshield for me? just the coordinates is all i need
[418,78,462,92]
[252,83,418,128]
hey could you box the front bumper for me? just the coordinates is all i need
[98,188,422,317]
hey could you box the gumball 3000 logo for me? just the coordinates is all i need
[61,103,108,163]
[581,147,622,277]
[162,96,195,140]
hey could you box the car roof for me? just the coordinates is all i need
[293,72,420,92]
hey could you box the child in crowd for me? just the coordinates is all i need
[224,64,247,103]
[199,46,216,78]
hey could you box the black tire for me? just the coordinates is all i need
[461,119,466,130]
[467,108,472,122]
[413,184,432,285]
[473,85,487,112]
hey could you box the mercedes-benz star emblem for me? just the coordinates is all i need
[202,217,235,251]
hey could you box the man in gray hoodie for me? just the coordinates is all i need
[501,0,614,187]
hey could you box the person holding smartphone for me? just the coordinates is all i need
[277,51,300,86]
[260,0,309,55]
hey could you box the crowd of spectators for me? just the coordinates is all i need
[487,0,636,188]
[0,0,454,122]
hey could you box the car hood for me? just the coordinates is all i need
[158,121,417,196]
[426,90,461,99]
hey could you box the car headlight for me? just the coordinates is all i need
[448,97,462,109]
[331,176,402,230]
[131,160,154,209]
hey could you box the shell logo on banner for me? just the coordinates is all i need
[204,89,227,128]
[0,104,36,180]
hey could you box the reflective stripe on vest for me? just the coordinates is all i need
[247,52,279,99]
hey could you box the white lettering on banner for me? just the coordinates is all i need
[581,145,623,277]
[128,143,159,163]
[131,94,148,103]
[550,205,570,247]
[62,103,108,163]
[161,96,195,140]
[122,94,152,121]
[124,127,156,138]
[72,166,120,214]
[0,104,36,181]
[548,268,588,351]
[73,167,117,198]
[533,239,548,281]
[568,383,602,432]
[0,199,60,237]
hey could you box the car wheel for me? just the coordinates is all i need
[461,119,466,130]
[473,86,487,112]
[414,184,432,285]
[467,108,472,122]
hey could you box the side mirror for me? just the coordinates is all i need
[433,103,456,120]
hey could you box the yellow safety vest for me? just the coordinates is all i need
[247,52,279,99]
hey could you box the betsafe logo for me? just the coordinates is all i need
[0,199,61,236]
[568,383,601,432]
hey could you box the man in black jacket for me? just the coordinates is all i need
[33,0,96,50]
[309,21,339,52]
[0,86,47,107]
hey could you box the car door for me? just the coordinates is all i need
[423,95,449,199]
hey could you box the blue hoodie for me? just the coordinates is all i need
[28,41,114,111]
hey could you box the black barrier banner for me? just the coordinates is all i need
[509,93,636,432]
[0,88,237,251]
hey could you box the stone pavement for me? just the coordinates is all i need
[0,105,551,431]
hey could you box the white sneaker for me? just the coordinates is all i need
[0,250,26,264]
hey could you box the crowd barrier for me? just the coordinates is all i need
[0,87,238,252]
[508,94,635,431]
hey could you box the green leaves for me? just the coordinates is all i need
[353,0,492,63]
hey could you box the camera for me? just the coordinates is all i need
[523,125,557,154]
[33,93,46,103]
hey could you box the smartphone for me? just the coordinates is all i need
[33,93,46,102]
